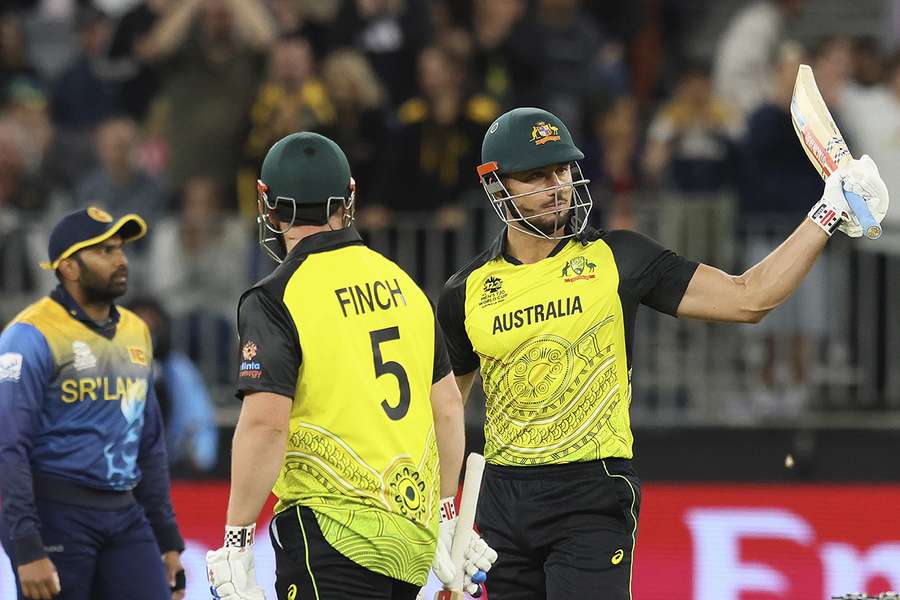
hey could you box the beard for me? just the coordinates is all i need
[77,261,128,303]
[512,193,574,236]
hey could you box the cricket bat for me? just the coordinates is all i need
[435,453,486,600]
[790,64,881,239]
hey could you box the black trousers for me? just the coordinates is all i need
[477,458,641,600]
[269,505,420,600]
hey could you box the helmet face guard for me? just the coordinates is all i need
[256,178,357,264]
[477,160,592,240]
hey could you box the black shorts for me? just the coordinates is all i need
[269,505,419,600]
[476,458,641,600]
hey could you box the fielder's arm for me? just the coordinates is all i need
[677,218,828,323]
[431,372,465,498]
[226,392,292,527]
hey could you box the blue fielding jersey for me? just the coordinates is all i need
[0,286,182,564]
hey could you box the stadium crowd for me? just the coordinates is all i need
[1,0,900,468]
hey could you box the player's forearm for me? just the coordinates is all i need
[738,218,829,319]
[224,0,276,49]
[226,419,287,526]
[432,374,465,498]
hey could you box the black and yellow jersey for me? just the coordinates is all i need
[437,226,698,467]
[235,227,451,586]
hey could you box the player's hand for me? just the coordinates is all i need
[822,155,890,237]
[162,550,186,600]
[462,534,497,595]
[17,557,60,600]
[432,496,458,585]
[207,547,267,600]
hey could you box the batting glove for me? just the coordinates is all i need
[432,497,498,595]
[809,155,890,237]
[207,524,267,600]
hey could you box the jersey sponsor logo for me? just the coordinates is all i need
[240,340,262,379]
[531,120,561,145]
[72,341,97,371]
[335,278,408,317]
[479,276,508,308]
[0,352,23,383]
[60,376,148,403]
[611,548,624,565]
[128,347,148,366]
[492,295,583,333]
[561,256,596,282]
[242,340,258,361]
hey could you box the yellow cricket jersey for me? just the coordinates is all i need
[437,226,698,467]
[235,228,451,586]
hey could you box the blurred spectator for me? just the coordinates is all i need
[843,50,900,227]
[515,0,628,138]
[0,119,46,298]
[75,116,166,227]
[329,0,432,106]
[0,11,39,99]
[469,0,530,107]
[50,6,120,130]
[1,78,54,197]
[127,296,220,475]
[643,61,739,266]
[147,174,249,318]
[810,36,855,109]
[737,41,827,417]
[380,41,499,225]
[713,0,806,125]
[583,95,641,230]
[269,0,330,56]
[852,36,886,88]
[320,48,388,223]
[107,0,168,120]
[143,0,274,204]
[238,34,334,219]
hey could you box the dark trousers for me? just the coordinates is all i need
[269,505,419,600]
[0,499,170,600]
[477,458,641,600]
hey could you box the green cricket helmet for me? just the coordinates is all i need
[257,132,356,262]
[477,107,592,239]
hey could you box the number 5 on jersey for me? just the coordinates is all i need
[370,327,410,420]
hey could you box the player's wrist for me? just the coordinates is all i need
[224,523,256,548]
[808,198,843,237]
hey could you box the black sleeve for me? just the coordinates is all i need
[432,316,452,383]
[235,288,301,400]
[436,278,479,376]
[604,230,700,316]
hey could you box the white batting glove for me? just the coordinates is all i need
[462,535,498,594]
[809,155,890,237]
[432,497,498,595]
[432,497,459,586]
[207,525,267,600]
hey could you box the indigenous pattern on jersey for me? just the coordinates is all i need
[438,227,698,466]
[236,227,451,586]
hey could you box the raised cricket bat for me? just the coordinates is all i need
[790,64,881,239]
[435,453,486,600]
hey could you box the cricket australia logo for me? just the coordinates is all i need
[72,341,97,371]
[561,256,596,282]
[531,121,561,145]
[479,276,508,308]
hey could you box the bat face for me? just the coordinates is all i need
[790,64,853,179]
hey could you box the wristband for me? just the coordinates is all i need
[224,524,255,548]
[439,496,457,523]
[808,199,843,236]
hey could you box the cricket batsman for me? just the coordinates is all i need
[0,207,186,599]
[437,107,890,599]
[205,132,496,600]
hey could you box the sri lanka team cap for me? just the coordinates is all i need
[40,206,147,270]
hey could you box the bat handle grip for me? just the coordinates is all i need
[844,189,882,240]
